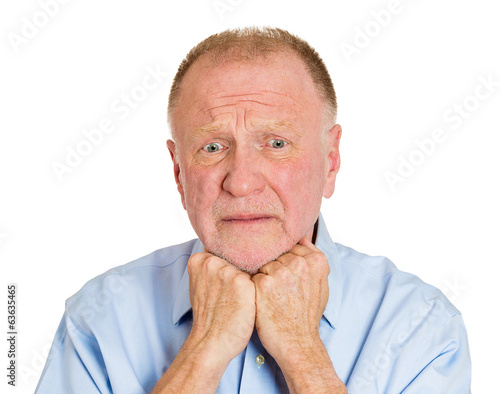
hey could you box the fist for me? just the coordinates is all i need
[252,236,330,363]
[187,252,256,363]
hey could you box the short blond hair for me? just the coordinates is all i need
[167,27,337,134]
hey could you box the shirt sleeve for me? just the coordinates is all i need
[401,314,471,394]
[35,310,112,394]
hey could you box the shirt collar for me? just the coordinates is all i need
[172,239,203,325]
[173,213,343,329]
[315,213,342,329]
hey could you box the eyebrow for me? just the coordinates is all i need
[187,119,302,143]
[249,120,303,137]
[187,121,228,144]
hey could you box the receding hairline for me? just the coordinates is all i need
[167,27,337,138]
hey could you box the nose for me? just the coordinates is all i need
[222,147,266,197]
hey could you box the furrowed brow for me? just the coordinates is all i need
[249,120,303,137]
[187,122,226,143]
[186,119,302,144]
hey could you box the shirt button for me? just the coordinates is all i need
[255,354,265,368]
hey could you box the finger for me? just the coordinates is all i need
[288,241,322,259]
[288,244,312,257]
[188,252,212,272]
[191,251,214,261]
[276,251,302,266]
[251,272,266,284]
[257,260,281,275]
[189,252,231,278]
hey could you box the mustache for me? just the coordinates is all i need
[212,198,283,219]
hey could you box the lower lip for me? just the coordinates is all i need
[221,217,273,224]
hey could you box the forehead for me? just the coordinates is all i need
[171,50,325,134]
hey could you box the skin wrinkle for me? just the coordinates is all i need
[192,90,299,121]
[252,90,300,102]
[168,44,337,141]
[173,89,303,142]
[169,51,340,273]
[204,100,285,118]
[188,121,304,168]
[187,112,304,152]
[235,106,245,137]
[188,120,230,144]
[236,100,276,107]
[249,119,304,138]
[218,92,268,98]
[192,103,302,142]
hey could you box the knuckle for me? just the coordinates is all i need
[188,252,203,264]
[232,272,251,287]
[257,274,274,290]
[315,254,330,273]
[308,252,328,271]
[271,262,288,277]
[205,255,223,271]
[290,256,307,272]
[317,251,328,264]
[218,263,236,279]
[187,253,204,274]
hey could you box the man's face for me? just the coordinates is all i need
[168,50,341,274]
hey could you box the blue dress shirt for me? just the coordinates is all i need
[36,215,471,393]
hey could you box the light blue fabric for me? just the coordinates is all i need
[36,215,471,393]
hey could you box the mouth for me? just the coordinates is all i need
[220,213,275,223]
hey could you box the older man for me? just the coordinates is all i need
[36,28,471,393]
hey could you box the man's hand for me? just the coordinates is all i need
[252,236,346,393]
[252,236,329,363]
[152,252,255,393]
[154,243,346,393]
[187,252,256,361]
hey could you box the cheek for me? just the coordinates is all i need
[288,158,327,222]
[269,158,323,207]
[182,167,222,211]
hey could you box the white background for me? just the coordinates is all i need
[1,0,499,392]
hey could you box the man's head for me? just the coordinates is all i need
[167,27,341,274]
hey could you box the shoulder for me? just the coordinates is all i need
[332,244,470,391]
[334,242,460,320]
[64,239,198,333]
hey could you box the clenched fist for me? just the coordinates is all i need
[152,252,255,393]
[252,236,330,370]
[188,252,256,363]
[154,242,346,394]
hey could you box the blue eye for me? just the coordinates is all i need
[203,143,222,153]
[269,140,287,149]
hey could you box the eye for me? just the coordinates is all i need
[202,143,223,153]
[269,139,287,149]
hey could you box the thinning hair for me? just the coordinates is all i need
[167,27,337,137]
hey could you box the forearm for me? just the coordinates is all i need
[151,337,228,394]
[277,337,347,394]
[153,253,255,393]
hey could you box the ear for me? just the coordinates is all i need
[323,124,342,199]
[167,139,186,210]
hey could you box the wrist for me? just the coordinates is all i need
[274,337,346,394]
[274,333,324,373]
[152,336,230,393]
[182,332,233,373]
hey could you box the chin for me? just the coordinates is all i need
[218,251,279,275]
[207,237,295,275]
[200,219,301,273]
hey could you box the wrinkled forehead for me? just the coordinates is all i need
[171,50,326,137]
